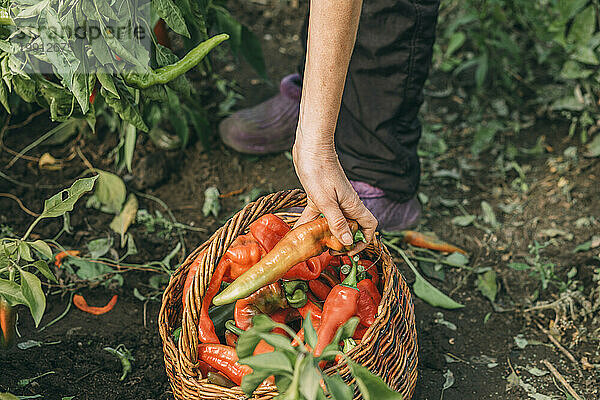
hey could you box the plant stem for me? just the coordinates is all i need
[22,216,43,241]
[38,292,73,332]
[382,239,418,274]
[411,255,473,271]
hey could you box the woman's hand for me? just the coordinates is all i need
[292,136,377,254]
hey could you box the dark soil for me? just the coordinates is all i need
[1,1,599,399]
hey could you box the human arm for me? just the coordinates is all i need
[292,0,377,252]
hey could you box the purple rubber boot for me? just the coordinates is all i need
[350,181,421,232]
[219,74,301,154]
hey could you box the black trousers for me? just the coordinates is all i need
[300,0,440,202]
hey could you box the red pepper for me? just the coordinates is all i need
[197,344,252,386]
[73,294,118,315]
[249,213,290,252]
[89,86,98,104]
[182,234,265,343]
[353,324,368,340]
[54,250,80,267]
[308,279,332,302]
[356,279,380,327]
[0,297,16,349]
[250,214,335,281]
[224,234,265,281]
[225,331,238,347]
[292,299,323,347]
[153,19,171,48]
[234,283,287,331]
[214,216,358,305]
[313,265,360,357]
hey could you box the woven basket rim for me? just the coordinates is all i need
[158,189,418,399]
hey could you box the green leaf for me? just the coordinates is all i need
[572,46,599,65]
[240,26,267,79]
[319,317,360,359]
[67,258,113,281]
[39,8,82,108]
[123,124,136,173]
[413,273,464,309]
[20,270,46,327]
[0,393,20,400]
[573,236,600,252]
[0,81,9,113]
[152,0,190,38]
[477,270,498,302]
[346,359,403,400]
[96,71,119,98]
[214,6,242,53]
[241,370,274,397]
[110,194,138,247]
[585,134,600,157]
[481,201,498,228]
[101,80,149,132]
[451,215,475,227]
[475,53,488,88]
[471,123,500,156]
[550,96,585,111]
[87,237,113,259]
[28,240,52,259]
[86,170,126,214]
[445,252,469,266]
[252,314,276,332]
[41,176,98,219]
[324,374,354,400]
[0,278,27,307]
[238,351,293,374]
[299,358,322,400]
[303,312,318,349]
[445,31,465,57]
[32,260,57,283]
[507,262,530,271]
[236,329,261,359]
[18,241,33,262]
[202,186,220,217]
[567,6,596,46]
[257,332,296,354]
[560,60,593,79]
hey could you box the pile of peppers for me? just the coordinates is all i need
[178,214,383,388]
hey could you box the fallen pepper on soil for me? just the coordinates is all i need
[73,294,118,315]
[54,250,80,267]
[398,230,466,254]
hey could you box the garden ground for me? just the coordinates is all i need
[1,1,599,399]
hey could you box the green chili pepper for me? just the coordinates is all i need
[123,34,229,89]
[209,302,236,338]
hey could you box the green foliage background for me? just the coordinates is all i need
[433,0,599,147]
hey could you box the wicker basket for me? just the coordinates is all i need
[159,189,418,399]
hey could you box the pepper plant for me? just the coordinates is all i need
[236,314,403,400]
[0,0,265,170]
[0,176,97,349]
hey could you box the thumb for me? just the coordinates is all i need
[294,203,321,229]
[321,204,353,247]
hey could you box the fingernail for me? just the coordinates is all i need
[342,232,353,246]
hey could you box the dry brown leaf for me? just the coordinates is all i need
[110,194,138,247]
[38,152,62,170]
